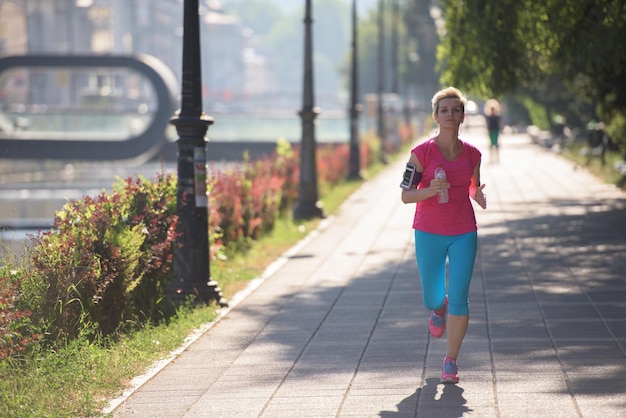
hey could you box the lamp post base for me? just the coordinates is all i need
[171,278,228,307]
[293,201,324,220]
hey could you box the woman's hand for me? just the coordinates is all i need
[429,178,449,198]
[472,184,487,209]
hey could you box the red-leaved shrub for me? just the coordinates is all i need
[0,275,39,360]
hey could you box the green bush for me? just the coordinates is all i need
[24,173,179,343]
[208,143,296,255]
[1,139,373,359]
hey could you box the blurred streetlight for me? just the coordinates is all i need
[391,0,399,95]
[376,0,387,163]
[169,0,227,306]
[347,0,362,180]
[293,0,324,220]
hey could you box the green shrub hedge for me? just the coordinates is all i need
[0,140,374,360]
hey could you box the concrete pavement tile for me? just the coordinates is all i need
[561,357,626,370]
[485,302,545,321]
[114,391,204,412]
[360,352,423,363]
[352,366,422,380]
[377,307,423,319]
[415,383,481,416]
[354,362,422,377]
[343,413,415,418]
[463,327,490,340]
[287,364,357,378]
[382,296,422,310]
[574,396,626,418]
[133,372,214,391]
[490,339,555,354]
[484,290,538,305]
[234,341,305,357]
[606,319,626,338]
[368,327,424,342]
[566,375,626,397]
[540,302,600,319]
[148,357,233,371]
[493,361,565,377]
[546,318,614,339]
[260,398,344,416]
[587,289,626,303]
[302,332,370,346]
[564,362,626,397]
[349,374,422,390]
[347,387,420,397]
[363,342,425,358]
[456,338,493,352]
[534,290,591,305]
[271,388,347,399]
[495,393,580,417]
[205,381,280,397]
[438,371,494,384]
[418,407,495,418]
[217,369,289,382]
[264,394,344,407]
[185,403,265,417]
[281,373,355,388]
[340,394,418,417]
[252,331,316,344]
[494,376,569,393]
[115,404,191,417]
[553,340,625,359]
[453,382,496,400]
[594,301,626,318]
[488,320,550,339]
[452,359,493,373]
[325,302,385,316]
[569,267,626,287]
[163,349,240,366]
[297,351,365,363]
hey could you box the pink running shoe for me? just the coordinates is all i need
[428,297,447,338]
[441,357,459,383]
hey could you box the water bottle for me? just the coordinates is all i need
[434,166,449,204]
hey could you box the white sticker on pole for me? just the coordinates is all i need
[194,147,208,208]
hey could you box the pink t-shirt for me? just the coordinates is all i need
[411,138,481,235]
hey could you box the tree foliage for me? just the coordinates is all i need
[438,0,626,150]
[224,0,350,100]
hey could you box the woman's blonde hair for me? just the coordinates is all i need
[431,86,467,118]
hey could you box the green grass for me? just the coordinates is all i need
[561,141,626,189]
[0,153,396,418]
[0,305,217,417]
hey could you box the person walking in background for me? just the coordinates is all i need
[400,86,487,384]
[484,99,502,164]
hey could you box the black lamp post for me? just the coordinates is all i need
[377,0,387,163]
[293,0,324,220]
[390,0,401,146]
[391,0,399,95]
[169,0,226,306]
[347,0,362,181]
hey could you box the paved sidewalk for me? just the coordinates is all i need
[108,126,626,417]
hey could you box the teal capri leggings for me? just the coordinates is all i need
[414,230,477,316]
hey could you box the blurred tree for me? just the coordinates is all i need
[402,0,441,103]
[225,0,350,107]
[438,0,626,152]
[222,0,285,36]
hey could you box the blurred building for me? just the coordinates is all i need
[0,0,262,114]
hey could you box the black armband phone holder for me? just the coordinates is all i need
[400,162,422,190]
